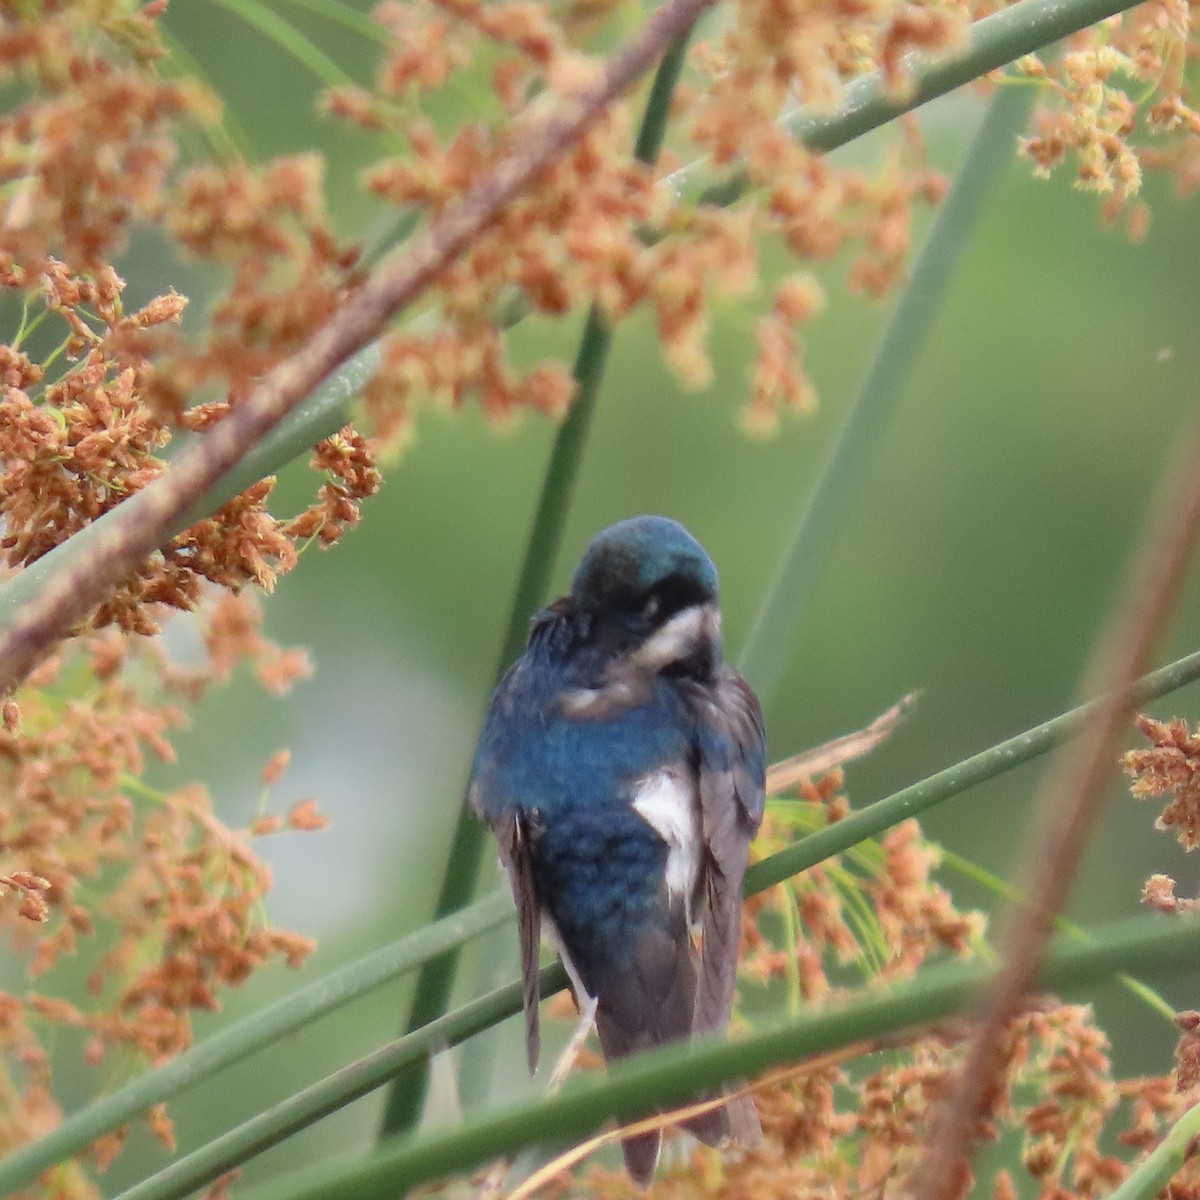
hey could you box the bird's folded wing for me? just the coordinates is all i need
[509,812,542,1074]
[473,798,542,1075]
[692,669,766,1036]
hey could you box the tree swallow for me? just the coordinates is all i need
[469,515,764,1183]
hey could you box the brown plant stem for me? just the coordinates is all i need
[0,0,719,697]
[916,404,1200,1200]
[765,691,919,793]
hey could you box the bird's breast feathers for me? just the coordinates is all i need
[558,602,720,719]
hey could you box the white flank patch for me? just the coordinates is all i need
[632,769,701,921]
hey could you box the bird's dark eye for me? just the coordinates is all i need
[644,573,709,624]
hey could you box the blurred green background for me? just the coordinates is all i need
[88,1,1200,1192]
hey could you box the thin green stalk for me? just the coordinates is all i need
[244,915,1200,1200]
[666,0,1140,205]
[938,847,1177,1022]
[275,0,391,45]
[159,31,252,160]
[1104,1097,1200,1200]
[746,646,1200,894]
[377,31,697,1140]
[212,0,353,88]
[112,964,568,1200]
[0,892,511,1198]
[738,83,1034,703]
[10,299,48,348]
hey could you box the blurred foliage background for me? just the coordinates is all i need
[74,0,1200,1192]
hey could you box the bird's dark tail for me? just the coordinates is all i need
[595,998,666,1187]
[591,919,761,1186]
[681,1090,761,1148]
[619,1128,662,1189]
[614,1079,759,1186]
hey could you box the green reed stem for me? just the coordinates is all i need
[376,31,698,1140]
[0,895,511,1198]
[738,83,1034,703]
[1104,1096,1200,1200]
[244,916,1200,1200]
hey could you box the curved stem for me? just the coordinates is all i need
[0,893,512,1199]
[242,916,1200,1200]
[738,83,1034,703]
[1104,1097,1200,1200]
[212,0,353,87]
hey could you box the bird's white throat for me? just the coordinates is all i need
[631,602,720,673]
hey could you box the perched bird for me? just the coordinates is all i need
[469,515,764,1184]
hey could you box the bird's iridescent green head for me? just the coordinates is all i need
[570,515,718,625]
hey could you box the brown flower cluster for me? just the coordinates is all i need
[739,774,984,1004]
[0,3,212,275]
[0,260,380,636]
[1127,711,1200,917]
[685,0,956,430]
[1126,704,1200,1095]
[1,8,384,1188]
[2,1,379,633]
[320,0,961,438]
[0,597,322,1192]
[1125,713,1200,850]
[1017,0,1200,231]
[158,152,364,419]
[0,870,51,924]
[317,0,1200,439]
